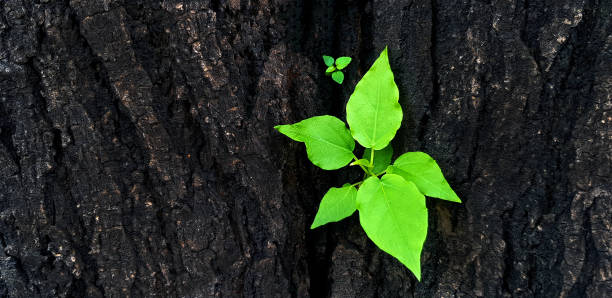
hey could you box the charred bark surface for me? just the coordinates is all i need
[0,0,610,297]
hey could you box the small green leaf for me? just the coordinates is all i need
[275,115,355,170]
[346,46,402,150]
[332,71,344,84]
[323,55,335,67]
[356,174,427,280]
[326,65,337,74]
[335,57,352,70]
[363,144,393,174]
[350,159,371,167]
[389,152,461,203]
[311,184,357,229]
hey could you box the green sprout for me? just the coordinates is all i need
[276,47,461,281]
[323,55,352,84]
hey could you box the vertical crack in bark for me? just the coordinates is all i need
[357,0,375,77]
[0,107,20,174]
[465,72,488,182]
[419,0,439,145]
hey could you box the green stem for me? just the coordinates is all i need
[354,155,378,176]
[369,147,375,168]
[352,154,370,175]
[374,170,387,177]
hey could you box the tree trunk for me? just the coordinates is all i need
[0,0,610,297]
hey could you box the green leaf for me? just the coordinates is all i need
[335,56,352,70]
[350,159,370,167]
[356,174,427,280]
[363,144,393,174]
[388,152,461,203]
[346,46,402,150]
[311,184,357,229]
[332,71,344,84]
[323,55,335,67]
[274,115,355,170]
[325,65,337,74]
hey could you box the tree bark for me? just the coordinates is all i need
[0,0,610,297]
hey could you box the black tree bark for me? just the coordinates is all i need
[0,0,610,297]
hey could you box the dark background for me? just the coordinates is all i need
[0,0,610,297]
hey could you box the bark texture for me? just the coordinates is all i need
[0,0,610,297]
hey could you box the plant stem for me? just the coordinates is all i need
[353,154,378,177]
[370,147,375,168]
[374,170,387,177]
[352,154,370,175]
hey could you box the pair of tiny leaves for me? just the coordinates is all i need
[323,55,351,84]
[275,47,460,280]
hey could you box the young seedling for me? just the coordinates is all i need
[276,47,461,281]
[323,55,352,84]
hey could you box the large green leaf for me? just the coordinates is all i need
[363,144,393,174]
[356,174,427,280]
[388,152,461,203]
[346,47,402,150]
[275,115,355,170]
[311,184,357,229]
[335,57,352,70]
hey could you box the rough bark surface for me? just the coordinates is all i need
[0,0,610,297]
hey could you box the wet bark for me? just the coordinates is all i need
[0,0,610,297]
